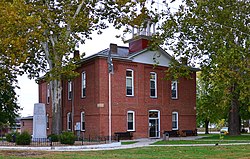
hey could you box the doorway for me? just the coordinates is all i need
[149,110,160,138]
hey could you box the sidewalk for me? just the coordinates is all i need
[0,136,249,151]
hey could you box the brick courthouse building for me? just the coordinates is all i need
[38,27,197,139]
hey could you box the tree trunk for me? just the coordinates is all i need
[51,80,62,135]
[204,119,209,134]
[228,84,240,136]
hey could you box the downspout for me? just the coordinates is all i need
[107,48,114,143]
[108,72,112,143]
[72,81,74,132]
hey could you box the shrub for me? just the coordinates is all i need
[16,131,31,145]
[6,131,19,142]
[59,132,76,145]
[48,134,59,142]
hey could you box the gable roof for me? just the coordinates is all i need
[79,43,199,72]
[81,45,173,67]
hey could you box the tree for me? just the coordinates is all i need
[0,68,20,126]
[0,0,43,76]
[1,0,156,135]
[196,72,226,134]
[158,0,250,135]
[0,0,41,128]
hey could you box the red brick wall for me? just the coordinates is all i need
[21,119,33,135]
[39,57,197,138]
[38,81,52,135]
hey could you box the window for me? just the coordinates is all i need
[67,112,72,130]
[171,80,178,99]
[68,81,72,100]
[46,114,49,129]
[150,72,157,98]
[47,84,50,104]
[127,111,135,131]
[172,112,178,130]
[81,71,86,98]
[126,69,134,96]
[81,112,85,131]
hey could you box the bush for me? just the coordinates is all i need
[59,132,76,145]
[16,131,31,145]
[48,134,59,142]
[6,131,19,142]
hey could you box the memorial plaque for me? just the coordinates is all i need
[33,103,47,139]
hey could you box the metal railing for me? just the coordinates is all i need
[0,135,118,147]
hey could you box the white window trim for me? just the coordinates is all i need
[171,80,178,99]
[81,111,85,131]
[67,112,72,131]
[81,71,86,98]
[150,72,157,98]
[46,84,50,104]
[126,69,134,96]
[127,111,135,131]
[172,112,178,130]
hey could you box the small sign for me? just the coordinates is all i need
[97,103,104,108]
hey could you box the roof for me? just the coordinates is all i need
[80,45,173,65]
[21,116,33,120]
[80,44,199,71]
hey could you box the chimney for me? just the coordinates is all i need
[180,57,188,65]
[110,43,117,54]
[74,50,80,58]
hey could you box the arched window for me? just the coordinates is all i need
[171,80,178,99]
[81,71,86,98]
[68,81,72,100]
[67,112,72,130]
[81,112,85,131]
[46,114,49,129]
[150,72,157,98]
[126,69,134,96]
[172,112,178,130]
[127,111,135,131]
[46,84,50,104]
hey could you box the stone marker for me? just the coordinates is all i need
[33,103,47,139]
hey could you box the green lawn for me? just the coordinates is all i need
[152,140,250,145]
[0,145,250,159]
[121,141,138,145]
[153,134,250,145]
[201,134,250,140]
[0,134,249,159]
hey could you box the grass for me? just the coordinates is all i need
[153,140,250,145]
[201,134,250,140]
[0,145,250,159]
[121,141,138,145]
[153,134,250,145]
[0,134,249,158]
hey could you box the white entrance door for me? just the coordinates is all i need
[148,110,160,138]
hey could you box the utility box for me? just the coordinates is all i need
[163,132,169,141]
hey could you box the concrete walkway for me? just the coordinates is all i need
[0,136,249,151]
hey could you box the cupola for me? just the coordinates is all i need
[127,20,156,54]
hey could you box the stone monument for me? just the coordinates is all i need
[33,103,47,140]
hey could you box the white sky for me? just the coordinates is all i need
[17,27,126,117]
